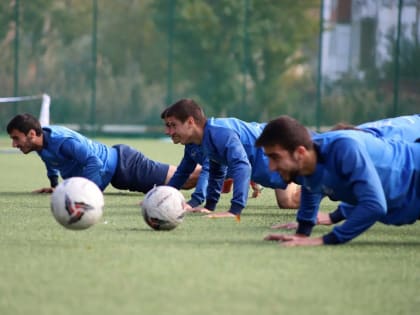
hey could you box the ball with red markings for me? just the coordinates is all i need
[50,177,104,230]
[141,185,186,231]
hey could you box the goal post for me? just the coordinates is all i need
[0,93,51,126]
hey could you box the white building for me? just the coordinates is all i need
[322,0,420,81]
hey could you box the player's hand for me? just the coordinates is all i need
[33,187,54,193]
[187,207,212,214]
[205,211,237,219]
[264,234,323,247]
[271,222,298,230]
[183,202,193,212]
[270,212,332,230]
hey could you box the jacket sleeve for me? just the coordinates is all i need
[219,131,252,215]
[204,160,227,211]
[296,186,323,236]
[45,164,60,187]
[188,158,209,207]
[167,149,198,190]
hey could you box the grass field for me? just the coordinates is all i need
[0,136,419,315]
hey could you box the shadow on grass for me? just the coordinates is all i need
[105,210,139,216]
[104,191,144,196]
[108,224,420,248]
[242,211,296,218]
[348,240,420,247]
[0,191,45,197]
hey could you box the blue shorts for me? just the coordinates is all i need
[110,144,170,193]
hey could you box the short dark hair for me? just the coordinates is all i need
[6,113,42,136]
[160,99,206,126]
[255,115,313,153]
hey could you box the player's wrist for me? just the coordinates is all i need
[296,220,315,236]
[322,232,340,245]
[204,200,217,211]
[229,203,243,215]
[329,208,345,223]
[49,175,59,188]
[187,197,203,208]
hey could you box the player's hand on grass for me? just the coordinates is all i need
[33,187,54,193]
[271,212,333,230]
[277,235,324,247]
[271,221,298,230]
[205,211,237,219]
[183,202,193,212]
[186,207,212,214]
[264,234,323,247]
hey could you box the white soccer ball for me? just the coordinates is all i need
[141,185,186,231]
[50,177,104,230]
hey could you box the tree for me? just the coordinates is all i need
[151,0,320,120]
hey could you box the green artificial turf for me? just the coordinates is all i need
[0,137,419,315]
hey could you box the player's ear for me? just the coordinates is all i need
[294,146,306,160]
[186,116,195,126]
[27,129,37,137]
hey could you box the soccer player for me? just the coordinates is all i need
[273,114,420,230]
[166,145,264,210]
[160,99,300,218]
[164,123,265,210]
[255,115,420,246]
[7,113,200,193]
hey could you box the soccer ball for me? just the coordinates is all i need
[141,185,186,231]
[50,177,104,230]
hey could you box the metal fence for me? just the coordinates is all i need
[0,0,419,133]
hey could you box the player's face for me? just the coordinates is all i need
[9,129,38,154]
[163,116,194,145]
[263,144,302,183]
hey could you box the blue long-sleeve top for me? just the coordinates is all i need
[169,117,287,214]
[334,114,420,220]
[168,144,210,207]
[358,114,420,141]
[294,130,420,244]
[38,126,118,191]
[199,117,287,214]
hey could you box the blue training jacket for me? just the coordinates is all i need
[358,114,420,142]
[337,114,420,220]
[169,117,287,214]
[168,143,208,207]
[38,126,118,190]
[295,130,420,244]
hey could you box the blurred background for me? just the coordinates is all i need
[0,0,419,135]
